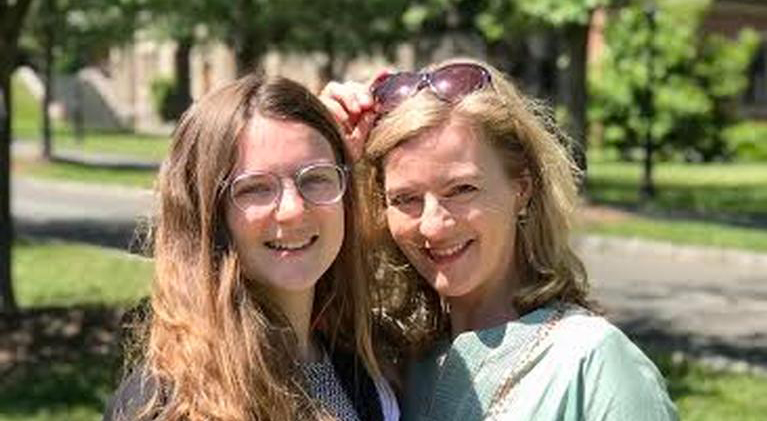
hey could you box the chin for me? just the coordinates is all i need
[264,270,324,292]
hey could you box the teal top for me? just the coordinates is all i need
[402,304,678,421]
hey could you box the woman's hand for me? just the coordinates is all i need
[319,71,390,162]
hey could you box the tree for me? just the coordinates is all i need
[268,0,410,82]
[400,0,615,171]
[20,0,144,144]
[1,0,35,313]
[476,0,615,170]
[589,0,758,196]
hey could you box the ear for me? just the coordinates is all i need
[512,171,533,214]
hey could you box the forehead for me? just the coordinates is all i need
[235,115,335,173]
[382,118,497,187]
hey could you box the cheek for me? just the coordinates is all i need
[319,204,345,243]
[386,209,416,250]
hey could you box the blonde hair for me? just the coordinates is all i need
[362,58,593,351]
[134,74,378,420]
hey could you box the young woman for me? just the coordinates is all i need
[103,74,398,421]
[322,59,677,420]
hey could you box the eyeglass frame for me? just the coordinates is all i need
[226,162,349,213]
[370,62,493,113]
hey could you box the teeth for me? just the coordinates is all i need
[266,237,315,251]
[429,241,468,258]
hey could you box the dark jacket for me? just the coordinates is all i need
[102,347,384,421]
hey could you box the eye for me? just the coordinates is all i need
[445,184,479,199]
[238,182,273,195]
[232,177,277,202]
[387,193,421,208]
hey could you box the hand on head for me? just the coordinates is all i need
[319,70,392,162]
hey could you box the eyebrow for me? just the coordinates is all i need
[385,172,484,196]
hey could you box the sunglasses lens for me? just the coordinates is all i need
[371,72,422,112]
[430,64,489,101]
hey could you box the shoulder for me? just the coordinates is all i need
[548,307,678,420]
[102,367,161,421]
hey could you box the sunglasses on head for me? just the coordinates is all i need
[370,63,492,113]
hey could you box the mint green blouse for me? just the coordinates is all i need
[402,304,678,421]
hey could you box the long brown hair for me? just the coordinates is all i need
[361,58,593,353]
[138,74,378,420]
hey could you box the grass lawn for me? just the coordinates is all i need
[579,211,767,252]
[583,157,767,252]
[1,239,151,421]
[2,239,766,420]
[11,71,170,162]
[12,238,151,308]
[653,353,767,421]
[587,158,767,218]
[12,157,158,189]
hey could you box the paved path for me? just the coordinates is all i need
[12,176,154,250]
[576,237,767,370]
[11,175,767,370]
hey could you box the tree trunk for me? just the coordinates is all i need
[234,34,264,76]
[42,0,55,160]
[558,23,589,173]
[0,0,34,314]
[0,71,17,313]
[174,35,193,112]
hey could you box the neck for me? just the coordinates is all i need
[447,273,520,336]
[267,286,321,363]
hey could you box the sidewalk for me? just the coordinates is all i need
[11,139,161,170]
[10,143,767,372]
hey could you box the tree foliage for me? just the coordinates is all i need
[590,0,759,162]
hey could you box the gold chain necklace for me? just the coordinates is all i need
[421,304,567,419]
[485,305,567,419]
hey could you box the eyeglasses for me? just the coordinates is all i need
[370,63,492,113]
[229,163,347,213]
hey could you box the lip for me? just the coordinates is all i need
[423,239,473,266]
[264,235,319,257]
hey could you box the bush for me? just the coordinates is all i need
[724,121,767,161]
[150,76,186,122]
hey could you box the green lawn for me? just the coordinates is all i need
[654,353,767,421]
[583,157,767,252]
[13,157,158,189]
[587,159,767,218]
[12,239,151,307]
[579,213,767,252]
[11,71,170,161]
[1,239,150,421]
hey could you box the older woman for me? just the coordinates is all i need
[103,74,398,421]
[322,59,677,420]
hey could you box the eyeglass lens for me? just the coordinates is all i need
[231,164,345,211]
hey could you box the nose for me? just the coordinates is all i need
[274,181,306,222]
[418,193,455,239]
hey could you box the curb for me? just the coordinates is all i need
[574,234,767,267]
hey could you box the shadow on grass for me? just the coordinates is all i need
[0,306,126,420]
[616,314,767,408]
[586,178,767,228]
[15,218,148,255]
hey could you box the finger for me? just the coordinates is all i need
[322,81,362,116]
[319,96,352,133]
[354,111,377,145]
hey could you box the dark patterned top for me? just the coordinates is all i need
[303,350,361,421]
